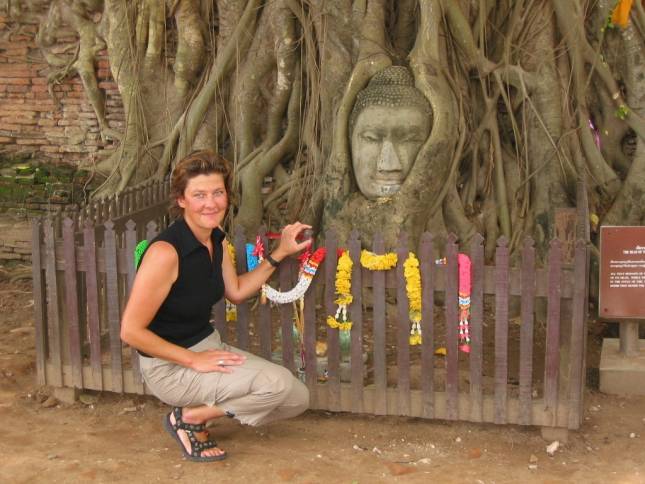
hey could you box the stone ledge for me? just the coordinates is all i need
[599,338,645,396]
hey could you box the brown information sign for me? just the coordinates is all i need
[599,226,645,319]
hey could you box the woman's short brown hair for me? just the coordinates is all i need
[169,150,233,217]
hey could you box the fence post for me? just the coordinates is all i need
[83,219,103,390]
[568,239,588,429]
[145,220,158,242]
[304,232,319,406]
[544,239,563,427]
[324,230,340,412]
[233,226,250,351]
[348,230,363,413]
[31,218,47,386]
[494,236,510,424]
[396,231,411,416]
[44,217,63,387]
[372,232,387,415]
[125,219,144,390]
[444,234,459,420]
[469,233,485,422]
[519,236,536,426]
[104,220,124,393]
[63,217,83,389]
[257,226,272,361]
[419,231,435,419]
[279,259,296,373]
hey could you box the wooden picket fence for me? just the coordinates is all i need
[31,214,589,431]
[46,178,170,243]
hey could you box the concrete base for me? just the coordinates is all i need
[53,386,78,404]
[599,338,645,396]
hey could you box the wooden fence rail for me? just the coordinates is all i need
[32,217,589,431]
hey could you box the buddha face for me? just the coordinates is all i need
[351,104,430,200]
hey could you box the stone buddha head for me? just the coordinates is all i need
[349,66,433,200]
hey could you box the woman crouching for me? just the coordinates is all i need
[120,150,311,462]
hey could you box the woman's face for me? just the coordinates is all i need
[177,173,228,231]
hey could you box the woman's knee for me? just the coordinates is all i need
[290,378,310,411]
[258,364,298,396]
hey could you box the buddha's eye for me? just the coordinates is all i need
[360,131,382,142]
[399,131,426,143]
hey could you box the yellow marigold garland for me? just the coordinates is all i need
[404,252,423,345]
[327,250,353,331]
[360,250,397,270]
[328,249,426,346]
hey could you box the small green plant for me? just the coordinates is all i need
[615,104,629,120]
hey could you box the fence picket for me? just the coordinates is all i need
[212,299,227,342]
[83,221,103,390]
[124,220,143,389]
[349,231,363,413]
[279,260,296,373]
[145,221,158,242]
[568,239,587,429]
[63,218,83,388]
[135,188,143,213]
[396,232,411,416]
[257,228,272,361]
[445,234,459,420]
[31,219,47,385]
[494,236,510,424]
[304,246,319,406]
[469,233,484,422]
[324,230,340,411]
[372,233,387,415]
[109,197,118,222]
[519,237,536,425]
[233,227,249,351]
[544,239,563,427]
[105,221,123,393]
[43,218,63,386]
[419,232,434,419]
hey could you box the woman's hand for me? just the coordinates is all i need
[272,222,313,261]
[190,349,246,373]
[221,221,313,303]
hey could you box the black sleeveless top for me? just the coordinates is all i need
[139,218,226,355]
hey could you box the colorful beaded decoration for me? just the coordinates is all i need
[249,236,326,304]
[457,253,472,353]
[436,254,472,353]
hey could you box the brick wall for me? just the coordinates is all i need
[0,13,124,166]
[0,214,31,264]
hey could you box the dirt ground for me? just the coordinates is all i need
[1,269,645,484]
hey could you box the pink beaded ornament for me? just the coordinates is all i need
[457,253,472,353]
[436,254,472,353]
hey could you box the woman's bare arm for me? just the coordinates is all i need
[222,222,312,304]
[120,241,244,372]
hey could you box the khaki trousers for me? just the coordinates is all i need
[139,331,309,426]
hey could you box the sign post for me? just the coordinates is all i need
[599,226,645,395]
